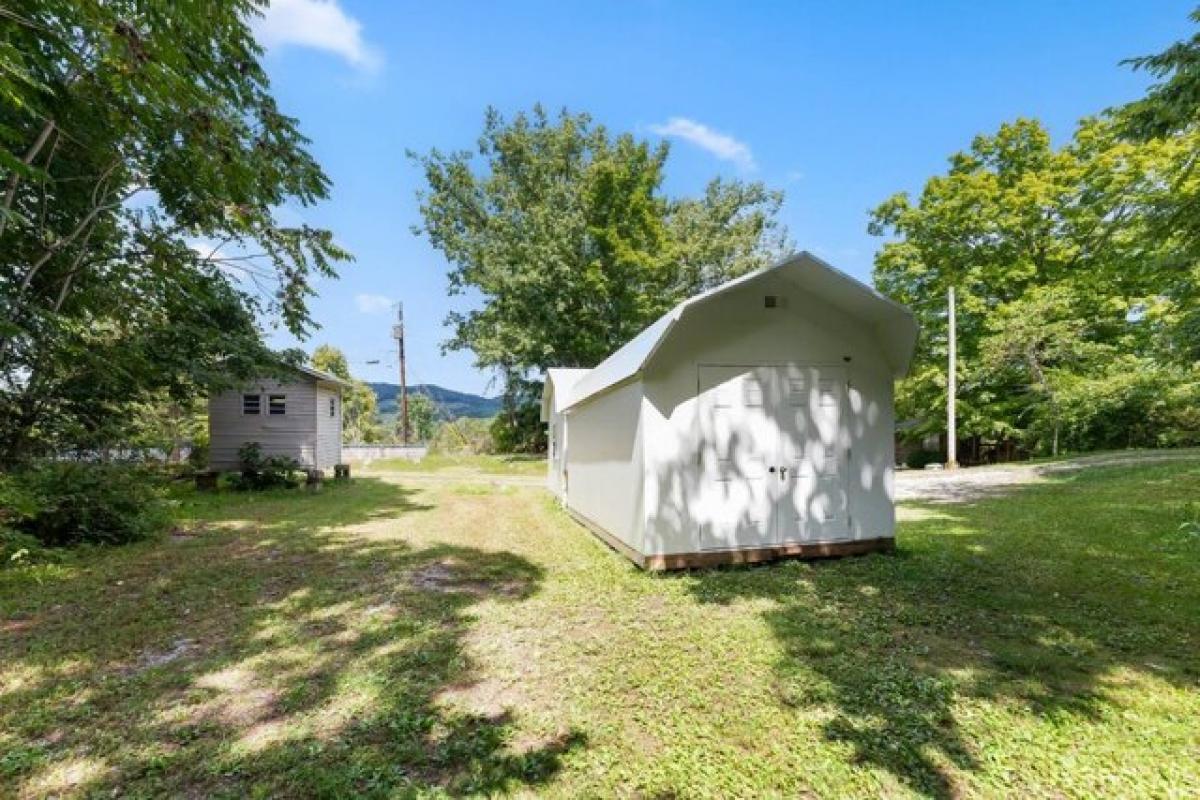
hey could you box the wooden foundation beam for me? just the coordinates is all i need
[565,507,894,571]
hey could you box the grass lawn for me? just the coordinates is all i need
[359,453,546,478]
[2,461,1198,798]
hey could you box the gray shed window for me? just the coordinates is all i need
[242,394,260,415]
[268,394,286,416]
[329,397,336,417]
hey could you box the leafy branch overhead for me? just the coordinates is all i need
[0,0,351,465]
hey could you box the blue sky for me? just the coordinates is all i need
[252,0,1195,395]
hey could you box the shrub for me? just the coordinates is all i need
[905,448,942,469]
[429,417,494,454]
[490,403,546,453]
[230,441,302,490]
[5,462,171,547]
[0,474,45,565]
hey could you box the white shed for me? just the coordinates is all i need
[541,368,590,498]
[541,252,918,570]
[208,364,348,474]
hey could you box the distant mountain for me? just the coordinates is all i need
[368,383,502,419]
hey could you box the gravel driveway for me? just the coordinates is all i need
[895,449,1199,503]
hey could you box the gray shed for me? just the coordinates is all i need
[208,364,347,473]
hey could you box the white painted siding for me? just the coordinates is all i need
[314,383,342,470]
[563,379,645,553]
[639,271,896,557]
[209,379,319,470]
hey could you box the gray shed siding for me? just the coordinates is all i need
[314,384,342,470]
[209,378,321,471]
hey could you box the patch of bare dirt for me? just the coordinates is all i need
[123,637,197,674]
[408,559,528,598]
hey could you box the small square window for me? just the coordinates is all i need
[242,394,260,415]
[329,397,336,417]
[268,394,286,415]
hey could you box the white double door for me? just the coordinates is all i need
[696,364,849,551]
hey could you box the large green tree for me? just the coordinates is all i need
[0,1,348,465]
[871,113,1200,453]
[411,105,789,377]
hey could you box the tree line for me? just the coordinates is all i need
[871,12,1200,455]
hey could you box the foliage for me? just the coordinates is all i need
[230,441,301,491]
[0,472,44,566]
[411,105,789,447]
[123,396,208,462]
[489,378,547,454]
[871,109,1200,454]
[2,462,170,547]
[311,344,382,443]
[428,417,494,455]
[1121,7,1200,141]
[903,448,942,470]
[0,1,349,466]
[404,392,438,442]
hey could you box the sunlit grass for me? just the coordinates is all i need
[1,461,1198,797]
[358,453,546,477]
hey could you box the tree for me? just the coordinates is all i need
[1116,8,1200,362]
[977,287,1109,455]
[1120,7,1200,141]
[411,105,789,450]
[311,344,380,443]
[404,393,437,443]
[871,110,1199,454]
[0,1,349,465]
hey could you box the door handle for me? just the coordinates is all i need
[780,466,789,479]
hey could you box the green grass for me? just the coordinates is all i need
[360,453,546,477]
[2,462,1198,798]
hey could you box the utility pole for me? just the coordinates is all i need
[392,304,410,445]
[946,285,958,469]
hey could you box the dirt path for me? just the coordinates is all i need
[895,449,1200,503]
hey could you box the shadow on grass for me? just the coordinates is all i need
[675,464,1200,798]
[0,477,584,797]
[177,476,437,535]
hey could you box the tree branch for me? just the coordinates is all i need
[0,119,57,239]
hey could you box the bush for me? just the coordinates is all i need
[0,474,45,565]
[3,462,171,547]
[904,448,942,469]
[490,403,546,453]
[229,441,302,490]
[429,418,494,455]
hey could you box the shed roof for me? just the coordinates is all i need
[294,363,351,388]
[563,251,918,411]
[539,368,591,422]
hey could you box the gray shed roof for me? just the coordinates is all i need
[295,363,351,388]
[562,251,918,411]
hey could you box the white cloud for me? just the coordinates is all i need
[355,293,393,314]
[784,169,805,183]
[649,117,756,171]
[254,0,383,73]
